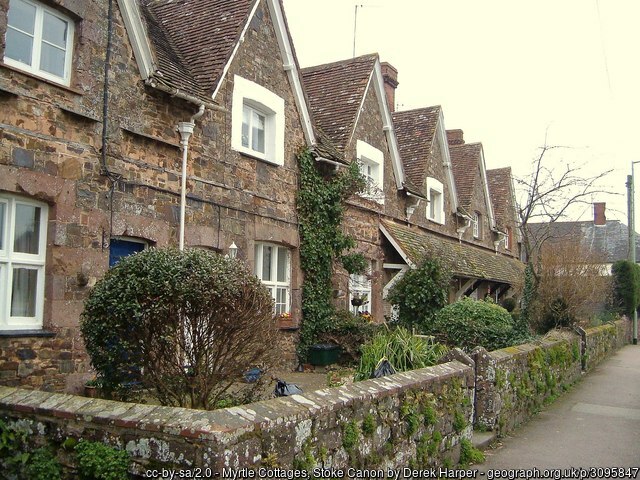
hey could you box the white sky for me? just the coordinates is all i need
[282,0,640,224]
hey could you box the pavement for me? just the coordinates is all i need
[477,344,640,470]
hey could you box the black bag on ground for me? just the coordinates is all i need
[274,379,303,397]
[371,357,396,378]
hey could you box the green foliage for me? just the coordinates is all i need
[453,410,467,433]
[520,262,536,329]
[386,258,451,333]
[81,247,278,409]
[297,148,366,358]
[341,252,367,275]
[24,448,62,480]
[401,403,420,437]
[459,438,485,466]
[432,297,516,351]
[0,418,30,477]
[342,420,360,450]
[362,414,376,436]
[423,406,437,426]
[354,327,448,381]
[612,260,640,317]
[75,441,130,480]
[317,310,382,363]
[501,297,517,312]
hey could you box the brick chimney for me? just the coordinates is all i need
[380,62,398,112]
[446,129,465,146]
[593,202,606,226]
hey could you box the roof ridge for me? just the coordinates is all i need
[392,105,441,117]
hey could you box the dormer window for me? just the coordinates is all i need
[473,212,481,239]
[356,140,384,204]
[4,0,75,85]
[232,75,284,166]
[426,177,445,225]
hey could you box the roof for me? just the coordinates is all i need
[301,54,378,155]
[139,0,255,103]
[392,106,441,188]
[381,220,525,286]
[487,167,514,231]
[449,143,482,212]
[528,220,640,264]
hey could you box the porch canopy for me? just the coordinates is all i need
[380,220,525,289]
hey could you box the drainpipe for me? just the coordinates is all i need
[177,105,205,251]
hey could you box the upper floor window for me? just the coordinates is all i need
[0,194,48,330]
[4,0,75,85]
[425,177,445,225]
[356,140,384,204]
[232,75,285,166]
[254,243,290,315]
[473,212,481,239]
[505,227,511,250]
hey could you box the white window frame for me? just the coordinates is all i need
[0,194,48,330]
[254,242,291,315]
[3,0,75,86]
[349,261,372,315]
[356,140,384,204]
[425,177,445,225]
[231,75,285,166]
[505,228,511,250]
[473,212,481,239]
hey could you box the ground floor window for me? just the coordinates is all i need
[349,261,372,315]
[0,194,48,330]
[109,237,147,267]
[254,242,290,315]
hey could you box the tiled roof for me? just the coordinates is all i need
[382,220,525,286]
[528,220,640,264]
[449,143,482,212]
[392,106,441,189]
[301,54,378,154]
[140,0,254,102]
[487,167,514,231]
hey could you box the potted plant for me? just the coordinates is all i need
[84,378,101,398]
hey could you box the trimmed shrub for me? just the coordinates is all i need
[612,260,640,317]
[75,441,129,480]
[386,258,451,333]
[431,297,516,351]
[81,247,279,409]
[317,310,382,364]
[354,327,448,381]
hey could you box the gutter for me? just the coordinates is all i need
[145,78,227,112]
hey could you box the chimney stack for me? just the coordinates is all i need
[593,202,606,226]
[380,62,398,112]
[446,129,465,146]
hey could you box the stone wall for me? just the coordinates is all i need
[473,332,582,435]
[581,319,631,372]
[0,360,473,473]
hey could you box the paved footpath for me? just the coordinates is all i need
[478,345,640,471]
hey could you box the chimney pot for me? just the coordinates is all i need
[380,62,398,113]
[446,129,465,145]
[593,202,606,226]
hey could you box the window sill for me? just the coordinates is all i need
[427,217,445,226]
[0,62,84,96]
[0,329,55,338]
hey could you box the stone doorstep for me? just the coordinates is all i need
[472,430,497,450]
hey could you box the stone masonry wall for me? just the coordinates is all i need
[473,332,582,435]
[581,318,631,372]
[0,360,474,474]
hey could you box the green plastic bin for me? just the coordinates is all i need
[308,343,341,366]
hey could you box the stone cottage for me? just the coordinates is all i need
[0,0,317,391]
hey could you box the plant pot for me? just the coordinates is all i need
[84,385,99,398]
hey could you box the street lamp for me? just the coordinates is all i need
[627,161,640,345]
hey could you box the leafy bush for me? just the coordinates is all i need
[81,247,279,409]
[432,297,516,351]
[75,441,129,480]
[612,260,640,317]
[24,448,62,480]
[0,420,61,479]
[501,297,517,312]
[386,258,451,333]
[317,310,382,363]
[354,327,448,381]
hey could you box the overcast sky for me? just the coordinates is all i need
[283,0,640,224]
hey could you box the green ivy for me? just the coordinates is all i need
[297,148,366,358]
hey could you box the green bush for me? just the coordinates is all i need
[24,448,62,480]
[317,310,382,363]
[386,258,451,333]
[81,247,278,409]
[75,441,129,480]
[432,297,516,351]
[354,327,448,381]
[501,297,517,312]
[612,260,640,317]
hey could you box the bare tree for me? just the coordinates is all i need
[515,137,615,265]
